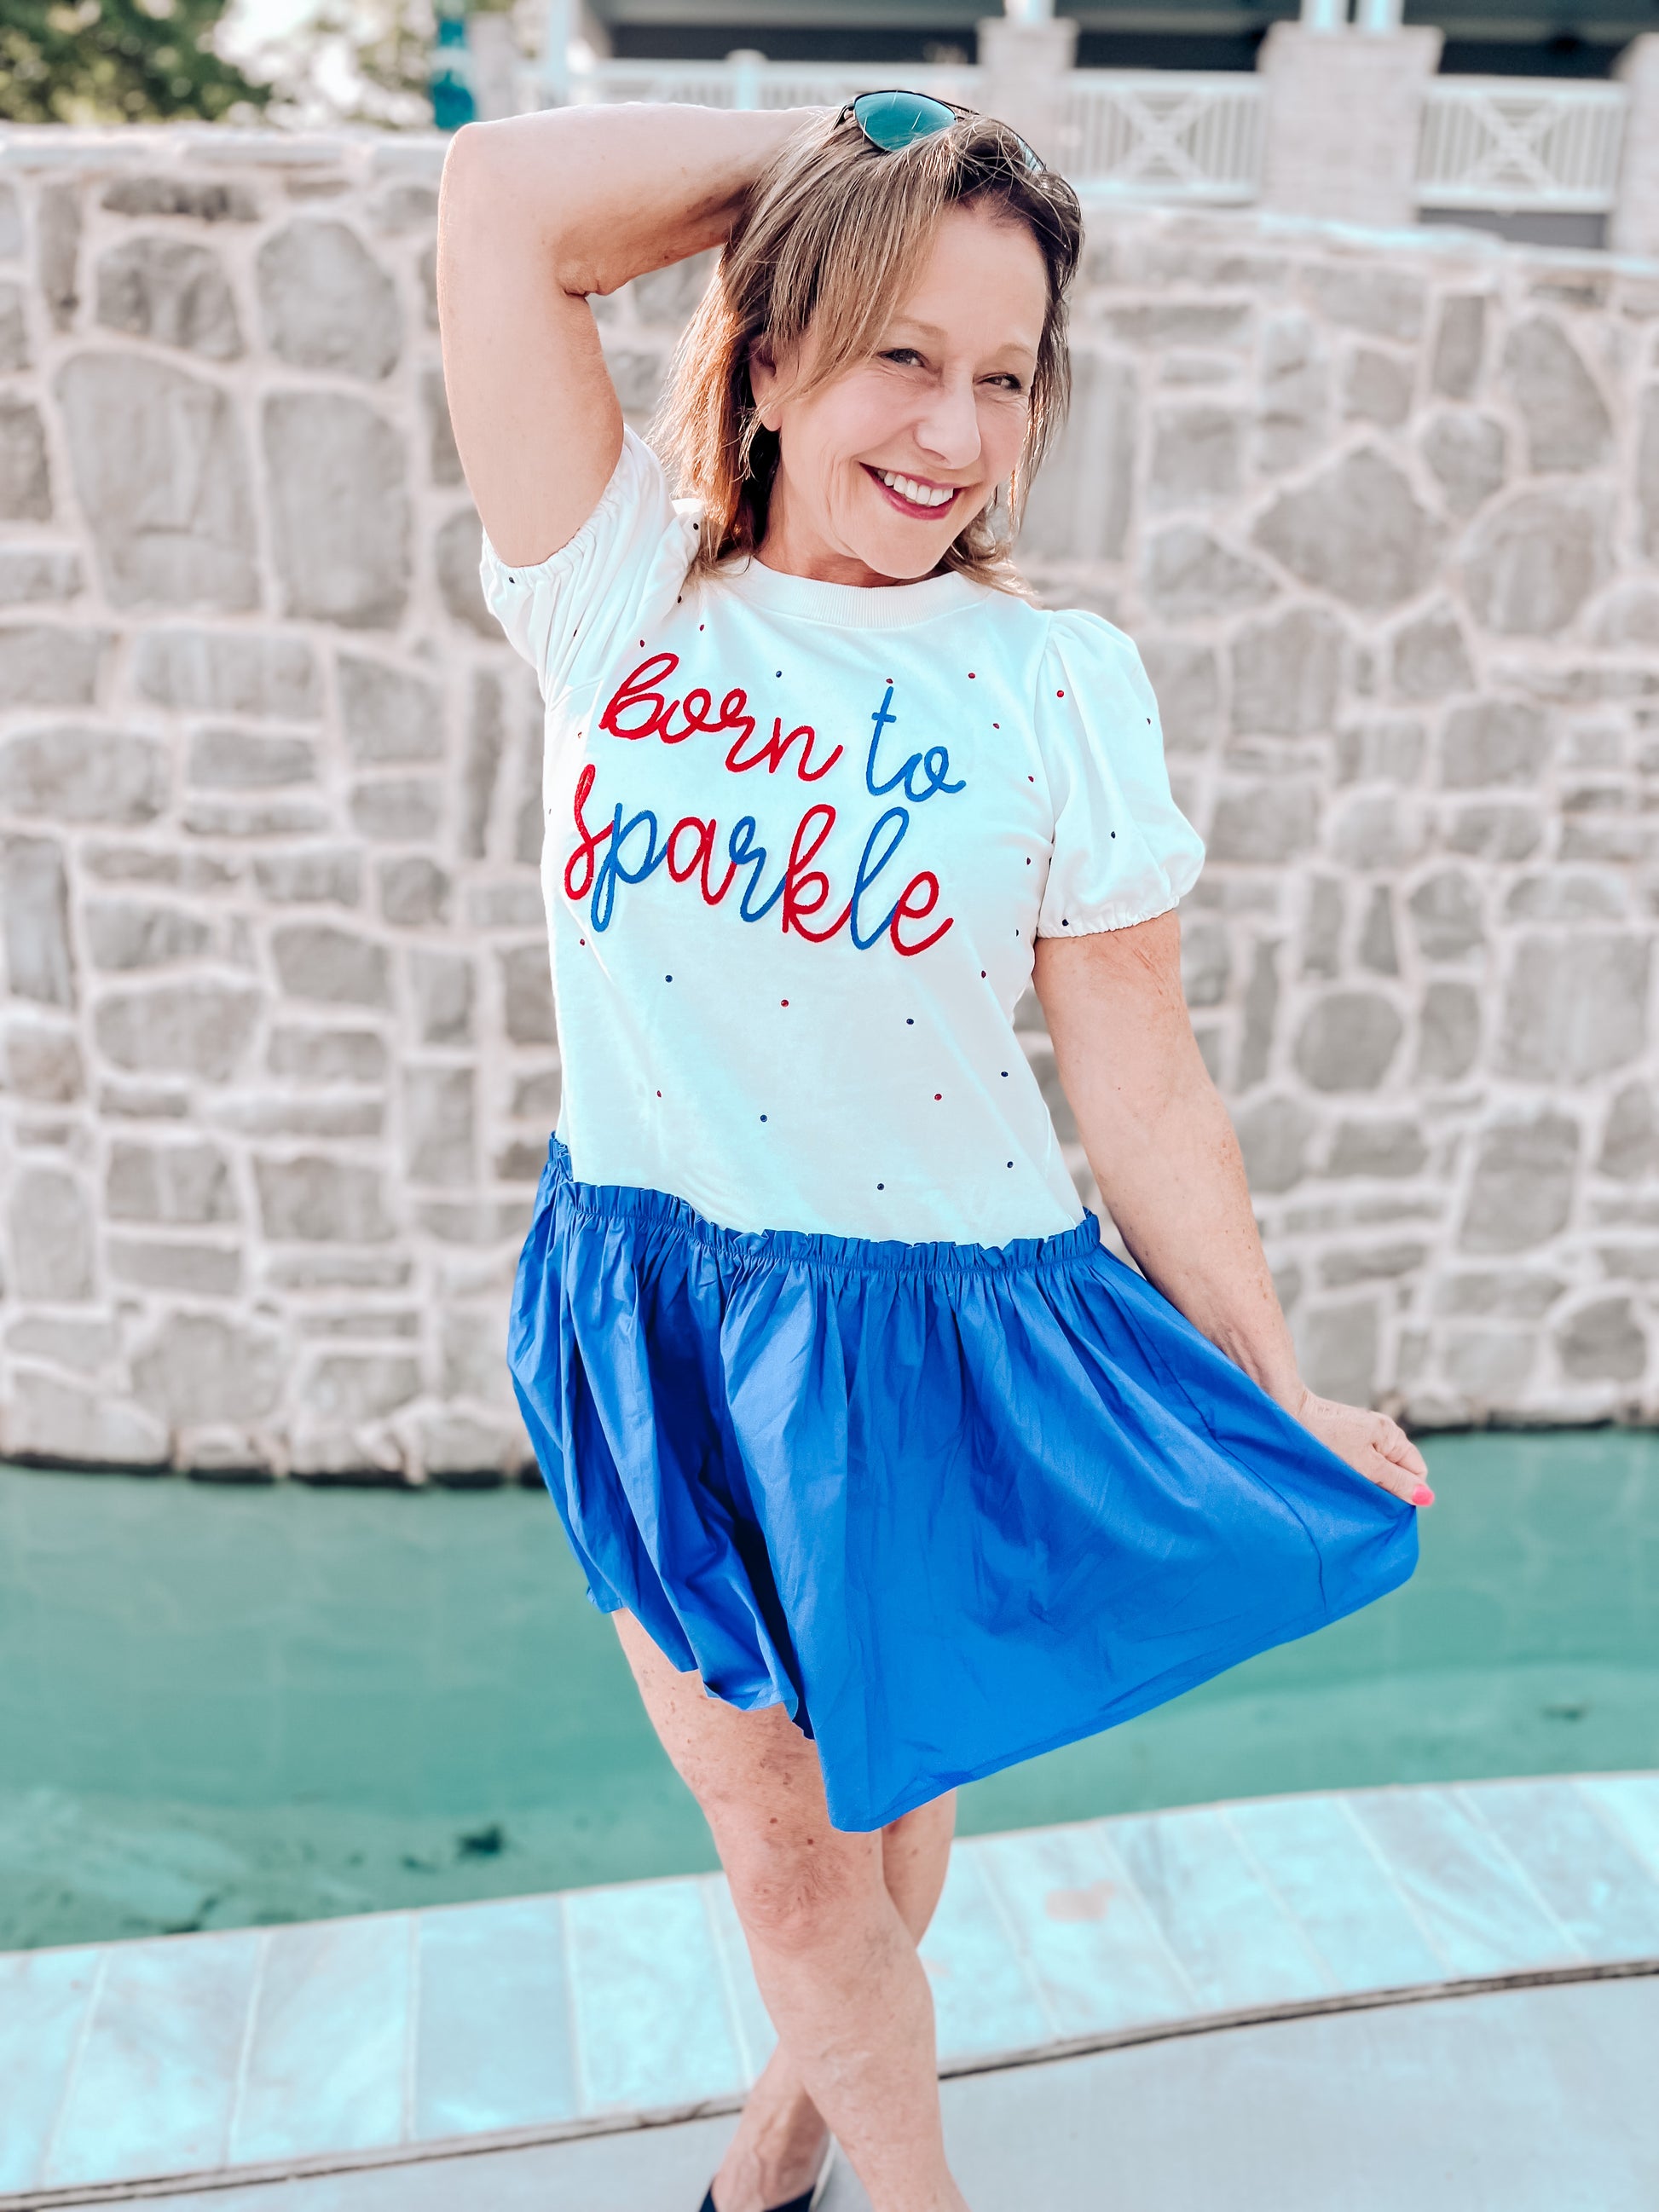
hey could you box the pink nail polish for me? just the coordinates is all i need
[1411,1485,1435,1507]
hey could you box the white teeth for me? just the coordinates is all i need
[878,470,954,509]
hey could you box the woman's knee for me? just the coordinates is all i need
[722,1825,880,1957]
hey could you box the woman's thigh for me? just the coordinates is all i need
[611,1610,880,1903]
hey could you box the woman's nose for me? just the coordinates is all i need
[912,378,982,470]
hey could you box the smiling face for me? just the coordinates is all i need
[749,199,1049,588]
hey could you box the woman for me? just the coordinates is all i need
[438,93,1429,2212]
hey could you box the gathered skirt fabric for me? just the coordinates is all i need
[509,1138,1418,1833]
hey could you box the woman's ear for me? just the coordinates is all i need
[749,344,781,433]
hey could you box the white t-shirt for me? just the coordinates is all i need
[482,430,1204,1247]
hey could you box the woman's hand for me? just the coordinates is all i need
[1283,1389,1434,1507]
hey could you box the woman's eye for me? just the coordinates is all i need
[985,373,1026,394]
[881,348,924,367]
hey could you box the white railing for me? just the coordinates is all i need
[563,58,1263,202]
[1057,71,1263,201]
[564,57,983,115]
[1416,78,1629,213]
[554,57,1631,221]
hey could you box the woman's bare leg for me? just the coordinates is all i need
[714,1792,957,2209]
[614,1612,968,2212]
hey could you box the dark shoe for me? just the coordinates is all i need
[698,2139,835,2212]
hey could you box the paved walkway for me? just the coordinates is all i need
[124,1976,1659,2212]
[3,1774,1658,2208]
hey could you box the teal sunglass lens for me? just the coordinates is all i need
[850,90,959,153]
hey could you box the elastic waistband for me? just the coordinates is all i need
[537,1137,1101,1281]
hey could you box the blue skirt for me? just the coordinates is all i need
[509,1138,1418,1833]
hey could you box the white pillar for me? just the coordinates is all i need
[1613,36,1659,260]
[1257,19,1442,228]
[975,7,1078,166]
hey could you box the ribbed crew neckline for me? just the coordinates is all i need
[713,554,986,631]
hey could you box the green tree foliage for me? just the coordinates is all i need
[0,0,272,123]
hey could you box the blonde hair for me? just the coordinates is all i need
[652,107,1083,592]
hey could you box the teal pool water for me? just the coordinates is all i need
[1,1429,1654,1952]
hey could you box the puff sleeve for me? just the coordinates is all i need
[478,427,702,707]
[1034,610,1205,939]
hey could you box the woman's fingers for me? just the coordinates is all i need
[1296,1394,1434,1508]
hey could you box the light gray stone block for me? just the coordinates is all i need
[511,1068,561,1124]
[84,899,212,970]
[8,1167,95,1300]
[101,174,258,223]
[435,509,497,638]
[1504,869,1625,923]
[1334,718,1426,787]
[500,943,557,1044]
[379,856,451,927]
[421,366,465,488]
[135,630,320,719]
[1205,780,1318,864]
[95,235,242,360]
[1440,699,1551,788]
[1408,869,1483,960]
[1149,403,1241,506]
[338,653,443,763]
[1639,386,1659,558]
[1463,486,1607,636]
[1293,990,1403,1092]
[1026,351,1141,562]
[252,851,362,906]
[1358,884,1398,975]
[350,777,441,842]
[1501,316,1611,473]
[271,922,391,1007]
[263,393,410,628]
[1327,790,1426,871]
[0,548,83,604]
[257,220,401,379]
[1326,1116,1427,1177]
[3,1371,166,1467]
[133,1311,283,1426]
[1138,640,1220,754]
[1431,294,1486,398]
[1343,345,1412,428]
[0,180,20,260]
[1390,608,1473,701]
[253,1154,395,1242]
[0,725,168,824]
[1556,1297,1646,1384]
[1597,1082,1659,1181]
[1234,1093,1315,1193]
[3,1021,84,1100]
[1459,1110,1580,1254]
[1421,409,1506,518]
[1297,1297,1382,1406]
[409,950,474,1043]
[38,182,80,331]
[94,981,261,1078]
[107,1238,242,1295]
[267,1025,387,1083]
[1496,934,1650,1083]
[404,1064,475,1185]
[0,279,28,371]
[1142,526,1275,618]
[1179,913,1230,1007]
[55,354,258,608]
[308,1352,422,1424]
[1229,607,1343,736]
[1257,311,1327,473]
[0,835,75,1007]
[1252,448,1441,609]
[188,728,317,788]
[107,1139,237,1224]
[0,396,52,520]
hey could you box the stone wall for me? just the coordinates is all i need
[2,126,1657,1477]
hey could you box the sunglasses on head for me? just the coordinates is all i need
[839,88,1045,177]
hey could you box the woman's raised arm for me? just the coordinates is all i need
[436,104,814,568]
